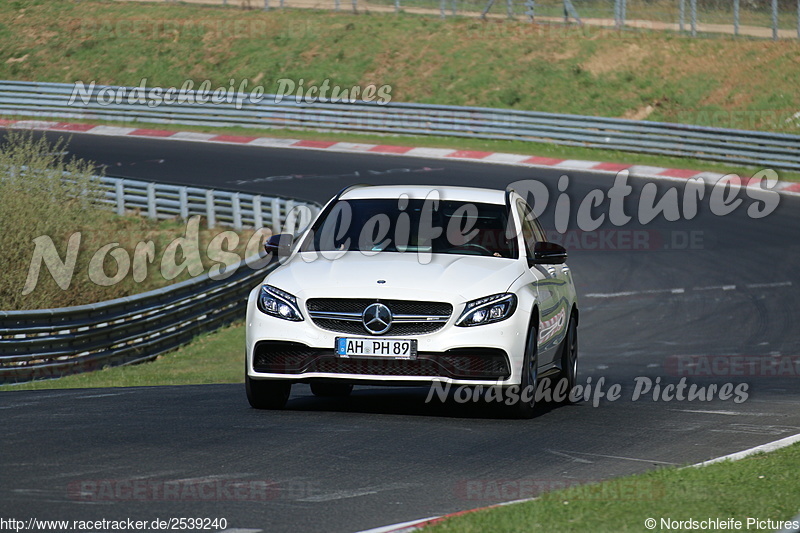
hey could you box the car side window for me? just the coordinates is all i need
[516,200,536,259]
[532,217,547,244]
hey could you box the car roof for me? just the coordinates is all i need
[339,185,507,204]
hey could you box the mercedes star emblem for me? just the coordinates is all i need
[362,303,393,335]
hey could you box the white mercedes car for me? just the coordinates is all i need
[245,184,578,417]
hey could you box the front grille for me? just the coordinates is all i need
[307,299,452,315]
[306,298,453,336]
[252,341,509,379]
[311,358,444,376]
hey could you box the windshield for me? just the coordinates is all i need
[301,198,518,259]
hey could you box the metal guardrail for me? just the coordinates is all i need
[0,258,275,384]
[0,174,320,384]
[2,80,799,171]
[98,175,317,232]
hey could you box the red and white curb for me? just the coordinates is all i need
[4,119,800,196]
[357,432,800,533]
[355,496,539,533]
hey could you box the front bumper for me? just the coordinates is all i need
[252,340,510,380]
[246,284,534,386]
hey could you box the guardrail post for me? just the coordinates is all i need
[620,0,626,26]
[299,205,312,232]
[232,192,243,231]
[115,179,125,217]
[733,0,739,35]
[772,0,779,40]
[440,0,446,18]
[690,0,697,36]
[179,187,188,219]
[253,195,264,229]
[147,183,157,220]
[524,0,534,21]
[271,198,282,234]
[562,0,581,24]
[679,0,685,31]
[335,0,340,11]
[506,0,513,19]
[206,190,216,229]
[264,0,269,9]
[284,200,296,234]
[451,0,457,15]
[352,0,358,13]
[481,0,496,19]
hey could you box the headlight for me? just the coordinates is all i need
[257,285,303,321]
[456,293,517,327]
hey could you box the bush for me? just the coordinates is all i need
[0,131,267,311]
[0,130,105,310]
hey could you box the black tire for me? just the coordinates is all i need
[310,382,354,397]
[507,324,539,419]
[557,315,578,404]
[246,374,291,410]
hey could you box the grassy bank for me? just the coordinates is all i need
[0,131,263,310]
[1,1,798,134]
[423,442,800,532]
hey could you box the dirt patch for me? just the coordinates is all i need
[16,26,59,48]
[363,34,448,99]
[5,54,29,64]
[623,105,655,120]
[582,42,649,76]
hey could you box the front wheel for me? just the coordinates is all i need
[246,374,291,410]
[556,315,578,403]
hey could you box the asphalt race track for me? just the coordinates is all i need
[2,131,799,532]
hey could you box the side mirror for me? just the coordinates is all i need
[264,234,294,262]
[530,241,567,265]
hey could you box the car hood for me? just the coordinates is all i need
[264,251,525,303]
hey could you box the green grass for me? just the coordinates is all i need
[0,322,246,390]
[424,443,800,532]
[1,1,799,133]
[1,1,798,180]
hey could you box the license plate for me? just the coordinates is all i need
[336,337,417,358]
